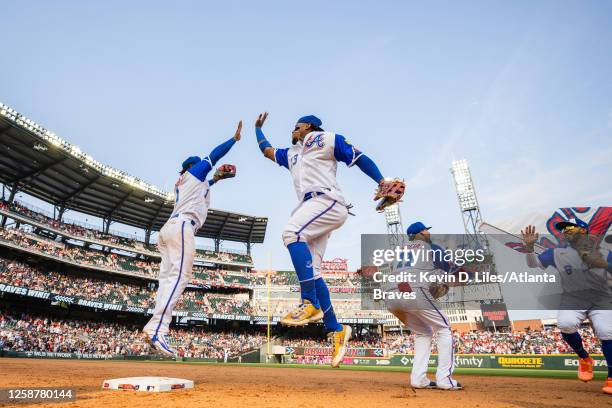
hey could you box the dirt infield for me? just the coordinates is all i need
[0,359,609,408]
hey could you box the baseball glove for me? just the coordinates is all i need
[214,164,236,180]
[374,178,406,212]
[428,283,449,299]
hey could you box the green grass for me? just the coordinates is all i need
[136,360,608,381]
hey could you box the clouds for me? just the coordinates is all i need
[483,146,612,221]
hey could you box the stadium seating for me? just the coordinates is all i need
[0,199,253,265]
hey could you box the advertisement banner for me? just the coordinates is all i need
[389,354,607,371]
[285,347,386,357]
[0,282,251,321]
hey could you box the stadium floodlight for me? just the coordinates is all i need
[451,159,478,211]
[450,159,487,251]
[384,203,401,226]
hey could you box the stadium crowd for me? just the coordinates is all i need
[0,226,158,277]
[0,309,264,358]
[251,270,360,287]
[1,306,600,358]
[278,328,602,355]
[0,227,250,288]
[0,199,253,265]
[0,258,253,314]
[382,328,602,355]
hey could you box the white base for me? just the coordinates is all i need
[102,377,194,392]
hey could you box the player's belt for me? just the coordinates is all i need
[170,213,196,226]
[303,192,325,202]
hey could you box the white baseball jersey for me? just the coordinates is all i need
[384,240,453,292]
[384,240,459,389]
[170,157,213,230]
[537,246,612,295]
[274,132,362,206]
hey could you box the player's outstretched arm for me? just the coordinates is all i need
[209,121,242,165]
[334,135,405,211]
[255,112,276,162]
[334,135,383,183]
[354,155,384,184]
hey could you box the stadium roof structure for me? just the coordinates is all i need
[0,102,267,246]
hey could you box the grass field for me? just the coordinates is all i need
[142,360,609,381]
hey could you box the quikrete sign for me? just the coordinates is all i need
[497,357,543,368]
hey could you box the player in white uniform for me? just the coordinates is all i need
[254,112,390,367]
[522,219,612,395]
[143,122,242,356]
[384,222,464,390]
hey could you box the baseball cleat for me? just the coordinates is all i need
[329,325,352,368]
[578,357,594,382]
[603,377,612,395]
[280,300,323,326]
[436,380,464,391]
[412,380,437,389]
[145,332,176,357]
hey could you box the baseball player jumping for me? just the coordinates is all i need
[522,219,612,395]
[254,112,404,367]
[143,121,242,356]
[384,222,463,390]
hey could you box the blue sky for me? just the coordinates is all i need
[2,1,611,278]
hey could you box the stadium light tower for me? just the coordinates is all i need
[384,203,405,248]
[451,159,486,250]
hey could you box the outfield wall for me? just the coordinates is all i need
[1,350,607,373]
[342,354,607,372]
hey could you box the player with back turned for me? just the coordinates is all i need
[142,121,242,356]
[383,222,464,391]
[254,112,404,367]
[522,219,612,395]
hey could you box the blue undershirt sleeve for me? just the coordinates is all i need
[538,248,556,269]
[209,137,236,165]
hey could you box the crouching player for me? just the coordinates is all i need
[384,222,464,390]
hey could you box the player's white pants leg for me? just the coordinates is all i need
[308,233,330,279]
[144,218,195,336]
[588,309,612,340]
[282,195,348,278]
[412,330,433,387]
[556,310,588,334]
[387,295,455,388]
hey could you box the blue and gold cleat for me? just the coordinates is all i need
[280,300,324,327]
[329,325,352,368]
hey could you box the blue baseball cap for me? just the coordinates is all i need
[297,115,322,127]
[406,222,431,235]
[182,156,201,171]
[555,218,588,232]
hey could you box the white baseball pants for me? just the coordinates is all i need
[144,217,195,336]
[282,195,348,279]
[557,309,612,340]
[387,287,457,388]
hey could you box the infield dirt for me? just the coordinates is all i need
[0,358,609,407]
